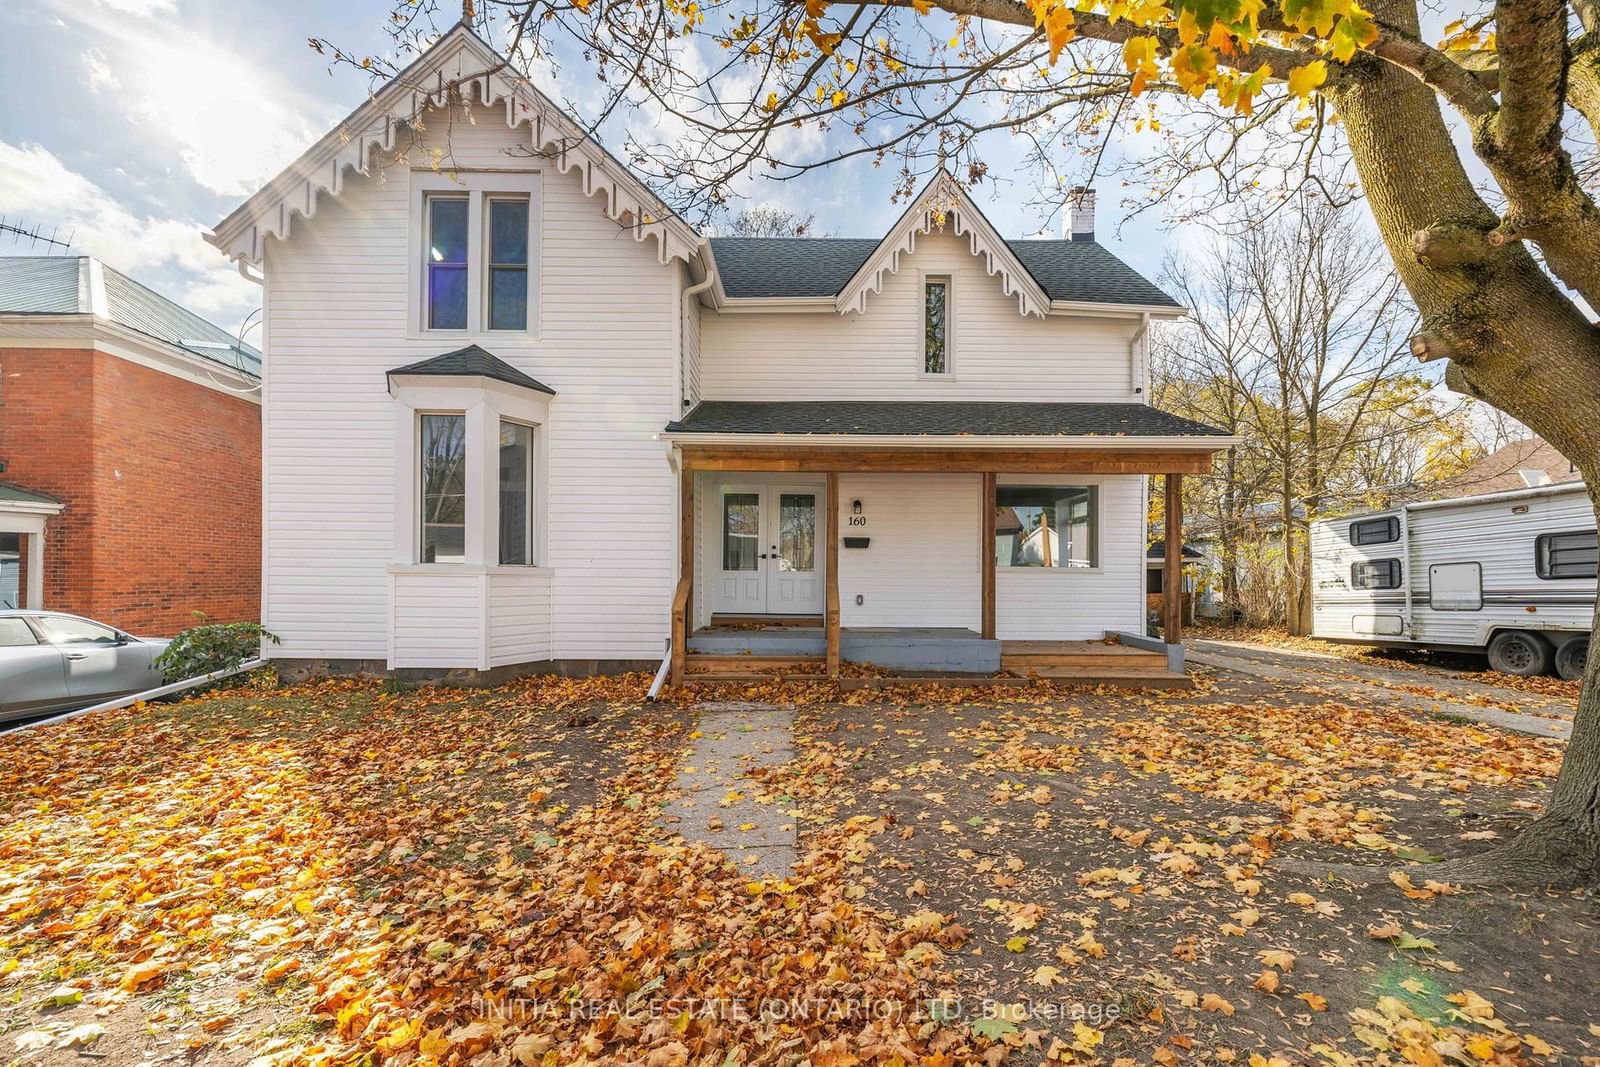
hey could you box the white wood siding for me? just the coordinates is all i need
[995,474,1145,640]
[699,233,1139,402]
[263,104,677,664]
[837,473,982,629]
[391,571,481,668]
[489,569,553,665]
[681,264,702,407]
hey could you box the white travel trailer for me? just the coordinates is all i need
[1310,481,1596,678]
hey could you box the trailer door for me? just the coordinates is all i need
[1429,562,1483,611]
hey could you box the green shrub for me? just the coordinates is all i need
[153,613,279,683]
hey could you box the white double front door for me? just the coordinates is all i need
[709,480,824,616]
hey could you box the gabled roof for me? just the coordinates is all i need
[709,236,1181,309]
[664,400,1227,438]
[829,171,1051,317]
[0,256,261,377]
[206,24,701,270]
[388,344,555,394]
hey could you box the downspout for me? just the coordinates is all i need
[679,243,718,415]
[1129,311,1151,397]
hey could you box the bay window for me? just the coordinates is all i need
[388,353,551,570]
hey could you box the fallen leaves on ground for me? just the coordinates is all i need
[0,668,1591,1066]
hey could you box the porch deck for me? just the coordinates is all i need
[682,626,1190,689]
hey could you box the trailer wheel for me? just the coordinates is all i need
[1554,636,1589,681]
[1486,630,1554,677]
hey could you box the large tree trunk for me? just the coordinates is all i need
[1329,3,1600,884]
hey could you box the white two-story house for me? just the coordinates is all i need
[207,24,1232,685]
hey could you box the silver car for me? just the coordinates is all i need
[0,611,171,721]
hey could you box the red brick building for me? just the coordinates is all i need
[0,256,261,636]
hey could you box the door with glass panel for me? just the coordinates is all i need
[710,483,823,616]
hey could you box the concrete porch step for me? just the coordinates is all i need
[1003,652,1168,668]
[688,629,826,656]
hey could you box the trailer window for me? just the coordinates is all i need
[1535,530,1598,580]
[1351,559,1402,590]
[1350,516,1400,545]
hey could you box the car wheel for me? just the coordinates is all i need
[1486,630,1554,677]
[1554,635,1589,681]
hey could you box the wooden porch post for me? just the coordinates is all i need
[671,466,693,686]
[981,472,996,640]
[1163,472,1183,645]
[826,472,841,678]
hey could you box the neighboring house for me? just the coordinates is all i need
[1145,540,1208,622]
[1423,436,1583,499]
[205,24,1233,681]
[0,256,261,634]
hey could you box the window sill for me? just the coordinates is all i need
[387,563,551,576]
[408,328,543,344]
[996,567,1105,576]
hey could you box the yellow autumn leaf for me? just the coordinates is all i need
[1287,60,1328,98]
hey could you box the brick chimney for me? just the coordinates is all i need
[1067,186,1096,242]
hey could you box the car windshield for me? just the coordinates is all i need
[34,616,119,645]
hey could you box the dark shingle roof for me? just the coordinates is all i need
[0,257,261,376]
[707,237,1181,308]
[1147,540,1206,560]
[665,401,1226,437]
[388,345,556,395]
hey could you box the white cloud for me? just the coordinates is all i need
[82,48,118,93]
[51,3,330,197]
[0,140,257,327]
[94,0,176,15]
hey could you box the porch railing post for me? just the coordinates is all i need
[1164,472,1183,645]
[826,472,841,678]
[981,472,996,640]
[671,464,693,686]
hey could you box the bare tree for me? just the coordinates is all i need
[721,206,823,237]
[1157,198,1469,632]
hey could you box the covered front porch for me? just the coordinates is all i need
[662,401,1229,688]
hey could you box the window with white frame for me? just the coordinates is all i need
[923,275,951,375]
[414,173,540,336]
[499,420,535,565]
[419,413,467,562]
[425,197,470,330]
[994,486,1097,568]
[390,369,550,570]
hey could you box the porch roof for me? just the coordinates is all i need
[0,483,64,515]
[664,400,1227,439]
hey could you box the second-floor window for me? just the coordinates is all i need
[427,197,470,330]
[415,174,539,335]
[923,275,951,375]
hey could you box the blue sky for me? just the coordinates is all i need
[0,0,1175,340]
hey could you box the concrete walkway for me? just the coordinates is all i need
[1189,640,1573,740]
[662,701,799,878]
